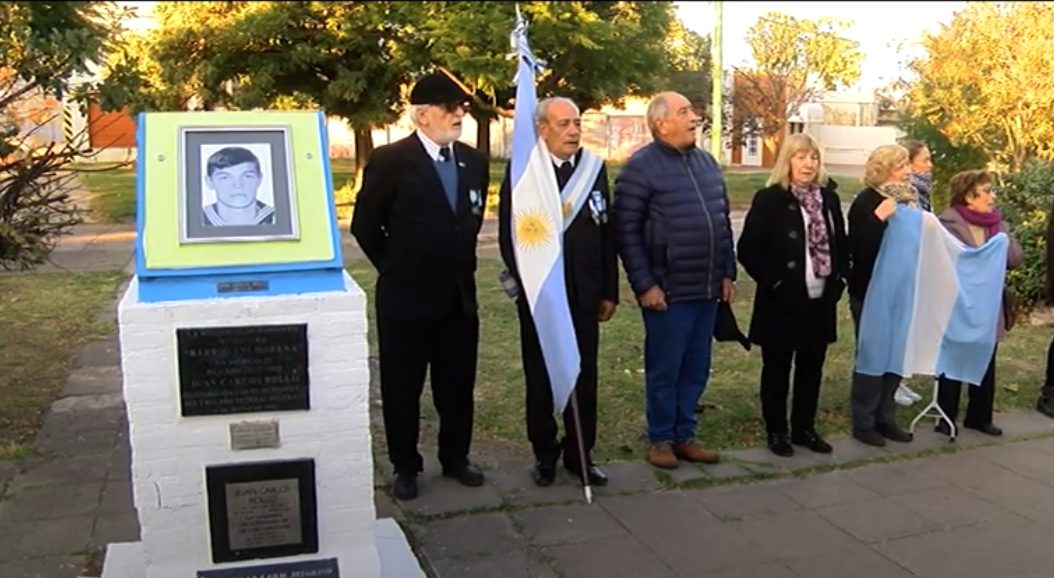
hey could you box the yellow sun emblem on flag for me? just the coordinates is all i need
[515,210,554,249]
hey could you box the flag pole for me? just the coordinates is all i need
[568,392,592,504]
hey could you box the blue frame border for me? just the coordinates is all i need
[133,111,346,302]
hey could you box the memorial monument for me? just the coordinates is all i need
[97,110,423,578]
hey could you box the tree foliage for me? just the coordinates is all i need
[411,1,682,155]
[0,2,136,270]
[995,160,1054,312]
[130,1,687,162]
[731,12,863,153]
[902,2,1054,172]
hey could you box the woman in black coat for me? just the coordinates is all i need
[737,133,849,457]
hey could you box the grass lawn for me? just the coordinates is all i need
[0,272,125,459]
[78,159,854,224]
[347,258,1053,463]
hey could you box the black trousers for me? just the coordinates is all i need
[849,296,900,431]
[938,348,997,427]
[760,341,828,435]
[377,306,479,475]
[1042,335,1054,397]
[518,297,599,468]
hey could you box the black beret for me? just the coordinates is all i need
[409,72,471,105]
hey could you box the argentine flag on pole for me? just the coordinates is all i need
[856,206,1008,386]
[509,7,581,412]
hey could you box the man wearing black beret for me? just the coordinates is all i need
[351,71,490,501]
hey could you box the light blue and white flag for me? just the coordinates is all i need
[856,206,1008,386]
[509,8,580,412]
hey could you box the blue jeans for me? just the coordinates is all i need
[642,300,719,443]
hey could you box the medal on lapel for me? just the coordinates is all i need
[589,190,607,225]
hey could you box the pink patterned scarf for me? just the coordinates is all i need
[790,183,831,278]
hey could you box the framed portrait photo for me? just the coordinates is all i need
[179,126,300,244]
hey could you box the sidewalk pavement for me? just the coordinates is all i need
[5,292,1054,578]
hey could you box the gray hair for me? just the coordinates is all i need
[646,92,678,136]
[535,96,580,125]
[409,104,430,128]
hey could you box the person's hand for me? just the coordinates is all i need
[722,278,736,303]
[874,198,897,222]
[598,300,617,322]
[638,286,667,311]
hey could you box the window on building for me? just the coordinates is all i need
[747,135,759,157]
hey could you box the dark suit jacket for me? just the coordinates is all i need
[737,180,849,348]
[497,149,619,312]
[351,134,490,320]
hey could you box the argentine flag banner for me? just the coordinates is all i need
[856,206,1008,386]
[509,9,580,413]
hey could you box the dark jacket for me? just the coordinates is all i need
[350,134,489,320]
[613,140,736,303]
[497,150,619,312]
[737,180,849,347]
[847,187,888,301]
[938,207,1023,341]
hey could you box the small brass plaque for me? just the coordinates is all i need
[229,420,281,451]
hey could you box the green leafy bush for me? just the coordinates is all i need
[998,160,1054,312]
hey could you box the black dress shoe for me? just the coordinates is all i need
[935,420,953,435]
[442,463,485,487]
[1038,396,1054,419]
[965,422,1003,436]
[393,472,418,501]
[876,423,913,443]
[852,428,887,447]
[767,433,794,457]
[565,464,609,486]
[791,430,833,454]
[532,460,556,487]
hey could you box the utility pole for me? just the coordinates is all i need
[710,0,723,163]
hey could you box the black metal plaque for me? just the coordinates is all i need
[205,459,319,564]
[177,324,309,417]
[197,558,339,578]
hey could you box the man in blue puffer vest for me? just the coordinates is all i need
[613,91,737,470]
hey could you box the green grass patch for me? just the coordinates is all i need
[347,258,1052,463]
[0,272,124,458]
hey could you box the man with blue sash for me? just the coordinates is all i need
[498,96,619,487]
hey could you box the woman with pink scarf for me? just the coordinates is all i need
[738,134,849,457]
[935,169,1022,436]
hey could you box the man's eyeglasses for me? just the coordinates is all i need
[438,101,470,113]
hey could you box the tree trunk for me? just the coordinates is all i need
[474,112,493,159]
[354,127,374,173]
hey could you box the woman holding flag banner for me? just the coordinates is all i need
[934,170,1022,436]
[847,144,916,447]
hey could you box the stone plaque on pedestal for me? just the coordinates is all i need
[205,458,318,563]
[177,324,309,416]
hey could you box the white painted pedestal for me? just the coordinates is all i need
[97,271,423,578]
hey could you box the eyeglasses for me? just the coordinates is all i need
[438,101,470,113]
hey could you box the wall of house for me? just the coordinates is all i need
[806,124,903,166]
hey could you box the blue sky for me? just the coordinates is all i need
[675,1,967,91]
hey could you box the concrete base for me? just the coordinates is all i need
[92,518,423,578]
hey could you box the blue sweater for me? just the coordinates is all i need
[613,140,736,303]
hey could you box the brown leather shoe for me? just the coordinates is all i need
[646,442,679,469]
[673,439,720,464]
